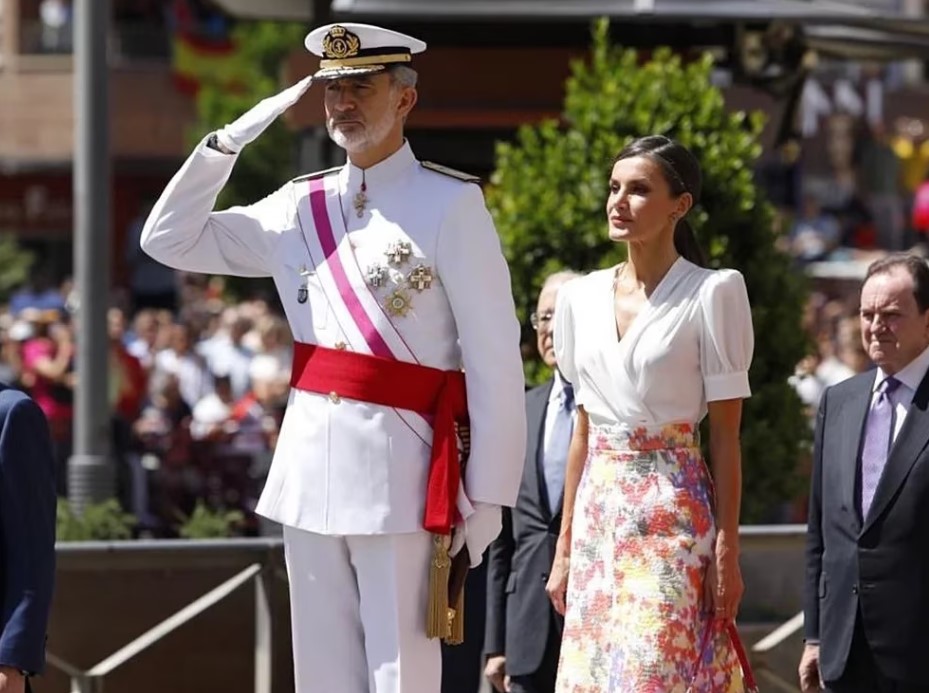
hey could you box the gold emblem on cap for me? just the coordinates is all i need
[322,25,361,60]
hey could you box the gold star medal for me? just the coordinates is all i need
[384,288,412,317]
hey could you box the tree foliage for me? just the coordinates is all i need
[0,236,35,304]
[191,21,307,210]
[188,21,306,301]
[486,19,809,521]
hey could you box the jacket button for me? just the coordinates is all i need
[541,573,548,582]
[852,584,859,595]
[334,341,347,350]
[329,391,341,404]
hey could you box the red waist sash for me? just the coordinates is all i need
[290,341,468,535]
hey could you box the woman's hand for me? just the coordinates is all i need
[546,534,572,615]
[704,534,743,620]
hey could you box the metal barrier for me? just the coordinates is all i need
[48,538,285,693]
[740,525,808,692]
[45,527,811,692]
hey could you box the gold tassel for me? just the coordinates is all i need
[426,534,451,640]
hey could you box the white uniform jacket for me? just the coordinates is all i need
[141,137,527,535]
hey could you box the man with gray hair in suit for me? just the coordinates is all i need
[485,270,581,693]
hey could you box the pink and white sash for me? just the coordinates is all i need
[294,173,432,445]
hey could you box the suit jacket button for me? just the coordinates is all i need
[541,573,548,582]
[852,584,859,595]
[329,391,341,404]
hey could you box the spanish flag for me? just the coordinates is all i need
[170,0,245,95]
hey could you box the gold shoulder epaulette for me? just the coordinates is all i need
[292,165,342,184]
[421,161,481,184]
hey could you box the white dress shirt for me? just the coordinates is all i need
[873,343,929,443]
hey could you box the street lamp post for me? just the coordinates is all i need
[69,0,113,514]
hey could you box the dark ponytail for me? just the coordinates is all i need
[673,218,707,268]
[614,135,707,268]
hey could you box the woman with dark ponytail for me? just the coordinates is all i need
[545,136,755,691]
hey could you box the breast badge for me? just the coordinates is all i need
[297,266,313,304]
[385,288,412,317]
[386,240,412,266]
[366,263,388,288]
[364,241,436,318]
[408,264,434,292]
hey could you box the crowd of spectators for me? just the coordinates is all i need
[0,271,292,537]
[776,117,929,265]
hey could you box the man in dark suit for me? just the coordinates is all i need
[801,254,929,693]
[485,271,579,693]
[0,385,57,693]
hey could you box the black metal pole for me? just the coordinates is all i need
[69,0,113,513]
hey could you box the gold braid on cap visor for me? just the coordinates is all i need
[319,53,412,69]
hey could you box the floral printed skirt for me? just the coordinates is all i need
[555,422,744,693]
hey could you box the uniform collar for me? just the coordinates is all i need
[873,342,929,394]
[340,140,417,192]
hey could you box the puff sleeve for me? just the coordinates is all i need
[553,280,580,387]
[699,269,754,402]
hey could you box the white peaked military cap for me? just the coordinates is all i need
[304,23,426,80]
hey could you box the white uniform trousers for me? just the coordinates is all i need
[283,526,440,693]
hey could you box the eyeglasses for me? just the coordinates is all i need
[530,311,554,331]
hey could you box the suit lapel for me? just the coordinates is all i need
[526,381,553,519]
[839,374,874,531]
[863,366,929,532]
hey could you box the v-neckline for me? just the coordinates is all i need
[611,256,683,343]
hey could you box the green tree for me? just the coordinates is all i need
[486,19,809,521]
[192,21,307,208]
[190,21,307,300]
[0,236,35,304]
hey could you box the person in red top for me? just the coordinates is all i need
[19,310,73,493]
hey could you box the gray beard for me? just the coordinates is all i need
[327,109,398,155]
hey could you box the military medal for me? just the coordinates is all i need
[385,288,412,317]
[386,240,412,265]
[353,183,368,218]
[297,266,312,304]
[366,263,387,288]
[408,264,434,292]
[353,170,368,218]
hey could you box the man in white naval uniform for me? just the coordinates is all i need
[140,22,526,693]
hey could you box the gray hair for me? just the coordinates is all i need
[541,270,583,294]
[389,65,418,88]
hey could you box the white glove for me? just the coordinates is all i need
[450,502,502,568]
[215,75,315,153]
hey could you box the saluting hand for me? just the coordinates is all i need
[215,75,315,153]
